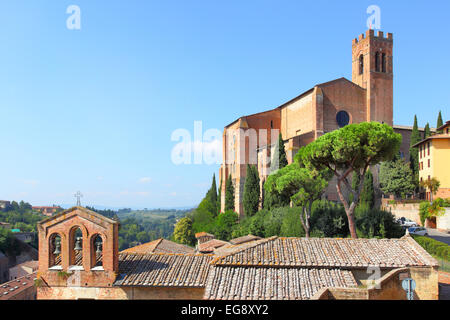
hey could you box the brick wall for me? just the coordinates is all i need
[37,286,205,300]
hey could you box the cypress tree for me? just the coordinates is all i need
[217,179,222,214]
[278,133,288,169]
[243,165,260,217]
[225,174,235,211]
[437,111,443,133]
[409,115,421,177]
[206,174,218,216]
[424,123,431,139]
[360,170,375,209]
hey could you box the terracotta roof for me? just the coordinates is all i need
[11,260,39,271]
[211,236,438,268]
[121,239,195,254]
[195,232,214,238]
[437,120,450,131]
[0,272,37,300]
[198,239,229,253]
[229,234,262,245]
[412,133,450,147]
[204,267,357,300]
[115,253,213,287]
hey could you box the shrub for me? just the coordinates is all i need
[355,204,404,238]
[412,235,450,261]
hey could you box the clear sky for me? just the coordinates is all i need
[0,0,448,209]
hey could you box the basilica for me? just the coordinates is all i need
[219,29,420,215]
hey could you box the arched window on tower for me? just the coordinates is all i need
[49,233,62,270]
[359,54,364,75]
[69,226,84,270]
[91,234,104,271]
[375,52,380,72]
[382,53,386,73]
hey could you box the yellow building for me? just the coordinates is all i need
[413,120,450,200]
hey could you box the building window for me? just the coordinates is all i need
[419,145,422,158]
[382,53,386,72]
[428,159,430,168]
[270,120,273,129]
[359,54,364,75]
[336,110,350,128]
[427,142,430,156]
[375,52,380,72]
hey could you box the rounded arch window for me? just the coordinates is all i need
[49,233,62,269]
[91,234,104,270]
[69,226,84,270]
[336,111,350,128]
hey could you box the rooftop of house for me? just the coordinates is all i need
[197,239,229,253]
[204,266,358,300]
[229,234,262,245]
[210,236,438,268]
[0,272,36,300]
[412,133,450,148]
[10,260,39,271]
[121,238,195,255]
[114,252,213,287]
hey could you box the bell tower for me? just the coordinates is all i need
[352,29,393,126]
[37,206,119,296]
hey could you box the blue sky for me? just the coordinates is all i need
[0,0,448,209]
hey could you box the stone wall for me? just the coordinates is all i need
[37,286,205,300]
[437,209,450,232]
[313,267,438,300]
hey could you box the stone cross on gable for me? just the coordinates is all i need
[74,191,83,206]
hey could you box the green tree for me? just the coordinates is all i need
[225,174,235,211]
[243,165,260,217]
[265,160,331,237]
[379,157,415,198]
[360,170,375,209]
[205,174,218,216]
[298,122,401,238]
[173,217,195,246]
[437,110,444,133]
[214,210,238,241]
[420,177,441,202]
[217,178,222,214]
[409,115,421,192]
[424,123,431,139]
[278,133,288,169]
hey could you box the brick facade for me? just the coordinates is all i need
[220,29,395,215]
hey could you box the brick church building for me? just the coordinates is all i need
[219,29,425,215]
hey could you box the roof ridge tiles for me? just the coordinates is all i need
[211,236,278,265]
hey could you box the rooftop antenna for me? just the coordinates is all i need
[74,191,83,206]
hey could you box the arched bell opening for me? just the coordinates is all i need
[49,233,62,270]
[69,226,84,270]
[90,234,104,271]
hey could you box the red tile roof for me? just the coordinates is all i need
[204,267,357,300]
[115,253,213,287]
[121,239,194,254]
[0,272,37,300]
[211,236,438,268]
[198,239,229,253]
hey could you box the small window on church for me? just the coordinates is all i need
[382,53,386,73]
[359,54,364,75]
[270,120,273,129]
[336,111,350,128]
